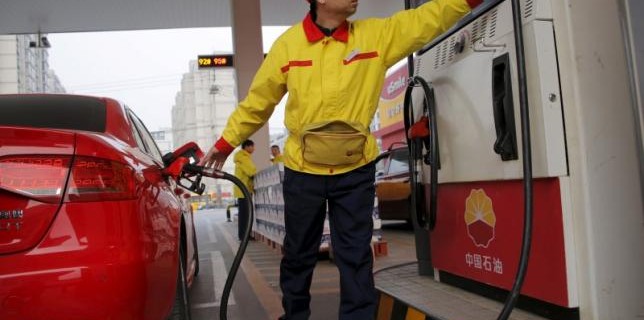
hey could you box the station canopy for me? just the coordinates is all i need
[0,0,402,34]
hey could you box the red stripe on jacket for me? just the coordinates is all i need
[281,60,313,73]
[466,0,483,8]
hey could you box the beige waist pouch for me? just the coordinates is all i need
[301,120,368,166]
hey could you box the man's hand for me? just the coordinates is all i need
[198,145,228,170]
[199,137,235,170]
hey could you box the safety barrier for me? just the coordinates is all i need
[376,292,431,320]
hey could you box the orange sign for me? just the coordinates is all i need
[378,66,409,128]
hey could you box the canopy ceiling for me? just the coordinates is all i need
[0,0,403,34]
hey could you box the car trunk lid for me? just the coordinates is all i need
[0,127,75,254]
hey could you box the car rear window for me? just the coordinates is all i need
[0,95,106,132]
[388,148,409,175]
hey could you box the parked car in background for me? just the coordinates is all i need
[374,143,411,222]
[0,94,198,320]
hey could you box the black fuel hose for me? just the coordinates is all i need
[403,76,438,231]
[182,164,254,320]
[497,0,533,318]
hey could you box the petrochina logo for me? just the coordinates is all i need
[464,189,496,248]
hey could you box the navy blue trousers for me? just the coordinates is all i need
[237,198,249,241]
[280,163,377,320]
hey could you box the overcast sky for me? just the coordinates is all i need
[48,26,289,133]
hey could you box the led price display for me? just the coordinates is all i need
[198,54,234,68]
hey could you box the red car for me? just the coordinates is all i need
[0,94,198,320]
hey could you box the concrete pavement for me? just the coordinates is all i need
[189,208,416,320]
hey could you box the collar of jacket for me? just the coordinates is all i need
[302,12,349,43]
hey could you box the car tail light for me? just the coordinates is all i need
[65,156,136,202]
[0,156,72,203]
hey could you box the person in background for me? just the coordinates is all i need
[233,139,256,241]
[271,144,285,164]
[199,0,482,318]
[225,202,236,222]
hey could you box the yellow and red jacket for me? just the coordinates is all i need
[271,154,285,164]
[233,149,256,198]
[216,0,479,175]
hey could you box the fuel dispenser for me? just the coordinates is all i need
[406,0,578,317]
